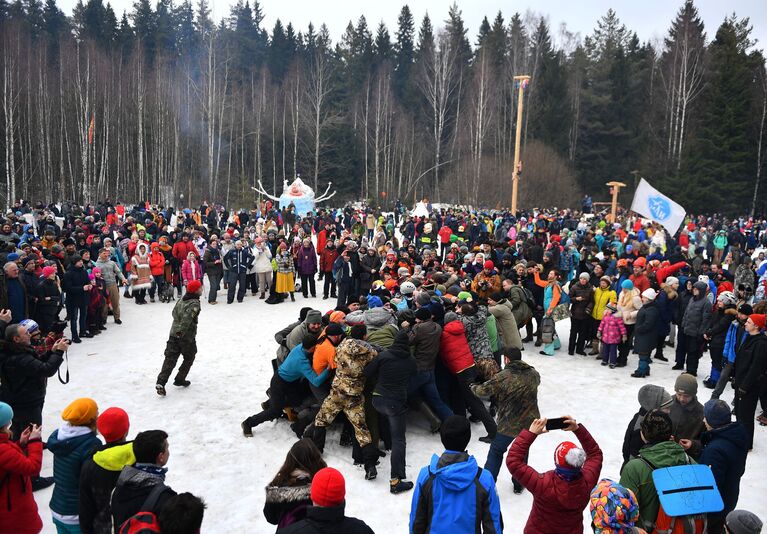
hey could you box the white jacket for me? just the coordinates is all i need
[254,245,273,273]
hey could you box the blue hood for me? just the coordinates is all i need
[427,452,479,491]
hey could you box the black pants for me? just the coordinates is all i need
[227,271,247,303]
[157,336,197,386]
[735,388,760,450]
[709,345,724,376]
[246,273,258,294]
[300,274,316,297]
[684,334,703,375]
[322,272,336,298]
[149,275,165,299]
[207,273,222,302]
[336,281,351,309]
[525,309,543,341]
[246,373,304,428]
[10,403,43,441]
[675,329,688,366]
[134,288,147,304]
[66,300,87,339]
[456,367,496,437]
[617,324,635,365]
[568,317,589,354]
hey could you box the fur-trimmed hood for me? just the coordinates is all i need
[264,483,311,505]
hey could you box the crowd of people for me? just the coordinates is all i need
[0,197,766,533]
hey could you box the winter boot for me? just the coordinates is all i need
[363,444,378,480]
[155,384,166,396]
[173,380,191,387]
[390,479,414,494]
[305,424,326,453]
[241,419,253,437]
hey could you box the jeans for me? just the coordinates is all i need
[408,370,453,421]
[207,273,222,302]
[485,433,514,480]
[227,271,247,303]
[372,395,408,480]
[456,367,496,436]
[322,272,336,298]
[711,362,733,400]
[675,328,688,366]
[65,300,87,339]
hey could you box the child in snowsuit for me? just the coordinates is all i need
[598,302,627,368]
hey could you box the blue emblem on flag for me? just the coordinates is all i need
[648,196,671,221]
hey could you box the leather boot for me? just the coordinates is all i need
[411,399,441,433]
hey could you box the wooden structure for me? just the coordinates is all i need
[511,75,531,214]
[606,181,627,223]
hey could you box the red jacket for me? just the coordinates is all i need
[655,261,687,285]
[149,250,166,276]
[319,247,339,273]
[0,435,43,534]
[439,320,475,374]
[506,425,603,534]
[438,225,453,244]
[172,240,198,263]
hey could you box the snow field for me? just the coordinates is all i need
[34,290,767,533]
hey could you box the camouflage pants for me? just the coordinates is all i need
[157,336,197,385]
[314,389,371,448]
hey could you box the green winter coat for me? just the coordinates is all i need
[367,324,398,349]
[619,440,694,530]
[170,294,201,338]
[470,360,540,437]
[486,314,499,352]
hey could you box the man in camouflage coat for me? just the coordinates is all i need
[155,279,202,396]
[307,325,381,480]
[471,355,541,492]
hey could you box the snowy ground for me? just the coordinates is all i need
[34,289,767,533]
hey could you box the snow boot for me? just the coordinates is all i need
[241,419,254,437]
[390,479,414,494]
[363,444,378,480]
[155,384,166,396]
[173,380,191,387]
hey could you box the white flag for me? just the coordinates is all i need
[629,178,686,233]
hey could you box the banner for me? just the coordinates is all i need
[629,178,686,234]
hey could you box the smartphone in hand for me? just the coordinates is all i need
[545,417,568,431]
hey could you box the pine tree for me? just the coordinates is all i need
[268,18,289,81]
[529,19,570,154]
[174,0,197,57]
[683,16,762,213]
[374,21,392,63]
[393,5,415,103]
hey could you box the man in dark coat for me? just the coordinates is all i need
[62,255,92,342]
[733,313,767,450]
[699,399,748,534]
[631,288,660,378]
[0,321,68,441]
[568,272,594,355]
[277,467,374,534]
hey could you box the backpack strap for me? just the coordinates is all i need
[58,349,69,385]
[141,483,171,514]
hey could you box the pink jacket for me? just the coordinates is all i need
[598,312,627,345]
[181,259,202,284]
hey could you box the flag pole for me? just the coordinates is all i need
[511,75,530,215]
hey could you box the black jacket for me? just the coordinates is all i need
[632,300,659,355]
[706,307,737,351]
[34,278,61,331]
[63,265,91,306]
[366,331,417,401]
[79,442,135,534]
[110,465,176,533]
[276,503,374,534]
[203,247,223,277]
[733,333,767,394]
[0,341,64,408]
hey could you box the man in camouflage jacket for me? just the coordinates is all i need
[308,325,381,480]
[155,279,202,395]
[471,358,541,486]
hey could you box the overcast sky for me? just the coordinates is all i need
[56,0,767,52]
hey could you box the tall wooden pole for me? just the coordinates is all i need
[606,181,627,223]
[511,75,530,214]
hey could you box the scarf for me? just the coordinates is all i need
[134,463,168,480]
[555,466,582,482]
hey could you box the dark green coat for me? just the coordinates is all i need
[170,294,201,338]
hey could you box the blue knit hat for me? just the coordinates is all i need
[367,295,383,309]
[6,253,19,262]
[704,399,731,428]
[0,402,13,428]
[621,279,634,291]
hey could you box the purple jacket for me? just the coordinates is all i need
[598,312,627,344]
[295,245,318,275]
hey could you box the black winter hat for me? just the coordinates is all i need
[415,307,432,321]
[302,334,318,350]
[325,323,344,336]
[440,415,471,452]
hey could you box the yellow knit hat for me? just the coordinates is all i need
[61,398,99,426]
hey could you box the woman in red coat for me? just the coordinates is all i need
[506,416,603,534]
[0,402,44,534]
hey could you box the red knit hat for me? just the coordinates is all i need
[554,441,586,469]
[186,279,202,294]
[750,314,767,331]
[483,260,494,270]
[97,407,130,443]
[311,467,345,507]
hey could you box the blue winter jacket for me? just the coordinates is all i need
[723,321,748,364]
[47,425,101,516]
[278,344,329,386]
[409,451,502,534]
[699,423,748,515]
